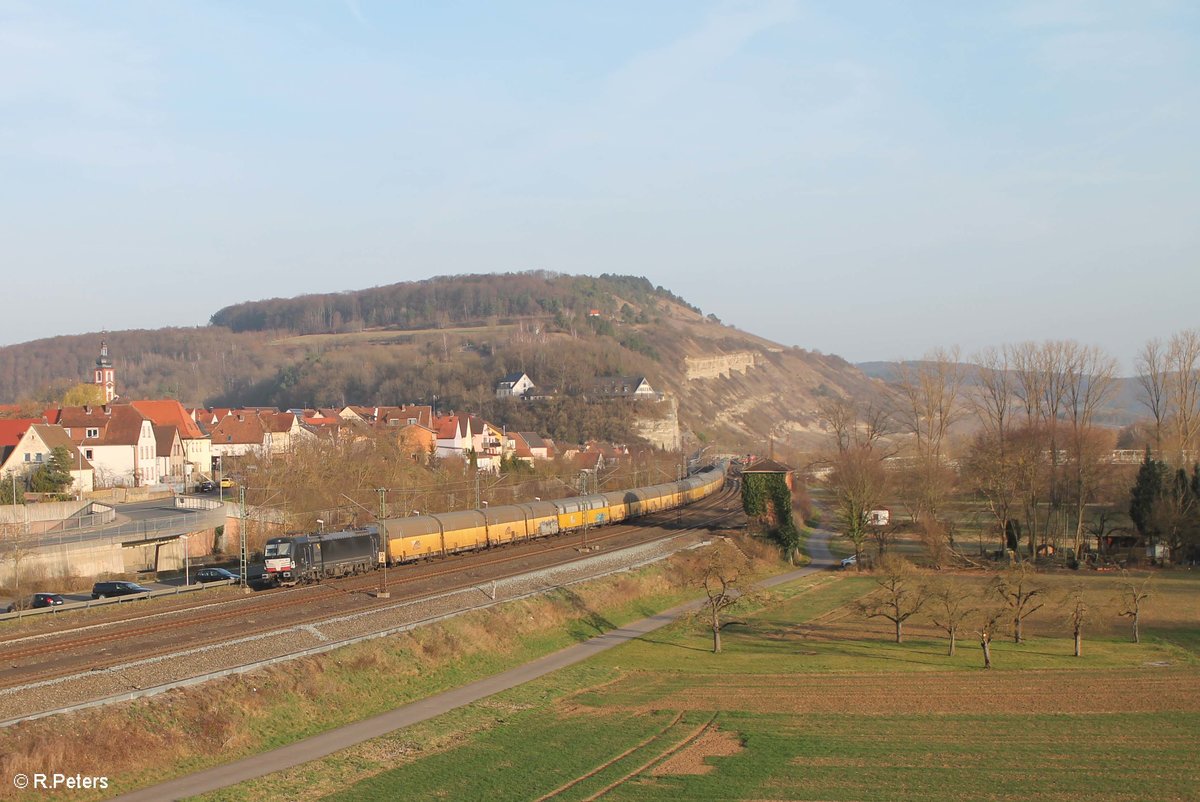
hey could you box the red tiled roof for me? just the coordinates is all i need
[258,411,296,434]
[100,406,150,446]
[131,400,205,439]
[0,419,39,448]
[210,413,265,445]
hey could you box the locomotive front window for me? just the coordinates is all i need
[265,542,292,557]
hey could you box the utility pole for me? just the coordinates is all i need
[377,487,389,598]
[239,486,248,593]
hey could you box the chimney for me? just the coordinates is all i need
[83,405,91,415]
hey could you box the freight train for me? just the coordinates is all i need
[260,463,726,586]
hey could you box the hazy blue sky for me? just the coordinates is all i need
[2,1,1197,371]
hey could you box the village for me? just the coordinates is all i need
[0,342,664,499]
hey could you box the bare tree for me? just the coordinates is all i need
[1062,343,1118,556]
[688,539,754,653]
[928,577,977,656]
[1062,583,1091,657]
[893,348,964,528]
[962,429,1022,553]
[818,398,894,566]
[976,606,1003,669]
[828,447,889,567]
[856,554,927,643]
[1136,338,1168,455]
[1116,571,1152,644]
[991,562,1045,643]
[973,347,1018,441]
[1165,329,1200,464]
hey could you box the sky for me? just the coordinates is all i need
[2,0,1197,372]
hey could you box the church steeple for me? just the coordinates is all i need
[94,338,115,403]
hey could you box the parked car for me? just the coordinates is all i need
[219,477,235,489]
[5,592,67,612]
[840,554,858,569]
[91,581,154,599]
[197,480,216,493]
[194,567,240,583]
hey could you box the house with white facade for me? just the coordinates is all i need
[0,420,95,495]
[49,404,158,487]
[132,400,212,482]
[495,372,536,399]
[590,376,657,399]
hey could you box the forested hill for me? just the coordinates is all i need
[210,273,702,335]
[0,272,888,451]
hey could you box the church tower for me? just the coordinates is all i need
[94,339,115,403]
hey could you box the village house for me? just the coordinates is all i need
[132,400,212,482]
[48,404,158,487]
[209,411,268,461]
[495,372,536,399]
[153,425,186,485]
[589,376,657,399]
[0,420,95,495]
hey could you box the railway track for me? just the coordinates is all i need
[0,488,742,689]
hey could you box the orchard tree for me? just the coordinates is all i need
[1062,583,1091,657]
[686,538,755,654]
[928,577,977,657]
[856,554,926,643]
[1116,572,1152,644]
[991,562,1045,644]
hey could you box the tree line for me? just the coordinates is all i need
[820,331,1200,565]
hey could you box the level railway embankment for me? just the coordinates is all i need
[0,488,743,725]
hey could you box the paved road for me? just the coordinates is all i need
[111,530,836,802]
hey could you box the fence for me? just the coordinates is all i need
[0,578,235,621]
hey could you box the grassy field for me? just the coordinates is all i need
[218,566,1200,801]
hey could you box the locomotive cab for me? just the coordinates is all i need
[263,537,298,585]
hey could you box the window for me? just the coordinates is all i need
[24,454,30,462]
[35,453,42,462]
[86,428,99,439]
[85,449,93,460]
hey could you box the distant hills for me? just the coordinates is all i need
[855,361,1146,429]
[0,273,889,451]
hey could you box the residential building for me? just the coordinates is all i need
[153,425,186,484]
[496,372,536,399]
[0,421,94,495]
[49,404,158,487]
[131,400,212,481]
[590,376,657,399]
